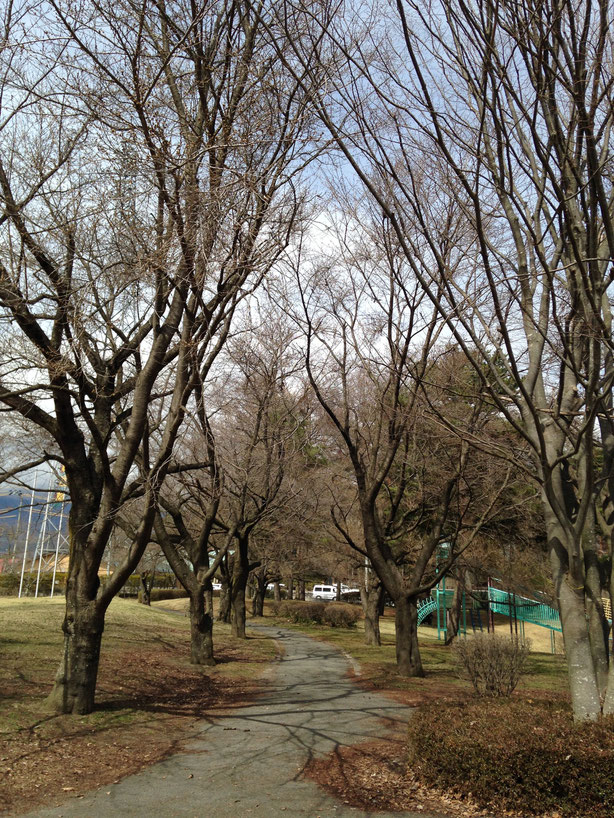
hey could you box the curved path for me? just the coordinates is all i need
[29,627,435,818]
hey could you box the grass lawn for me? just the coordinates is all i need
[259,603,569,706]
[0,596,277,815]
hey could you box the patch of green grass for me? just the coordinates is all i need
[264,610,568,700]
[0,596,277,736]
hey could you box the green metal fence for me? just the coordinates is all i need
[486,587,561,632]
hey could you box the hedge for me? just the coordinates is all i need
[407,698,614,817]
[141,588,188,602]
[0,572,67,596]
[271,599,360,628]
[0,571,177,597]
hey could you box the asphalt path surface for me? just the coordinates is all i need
[29,627,439,818]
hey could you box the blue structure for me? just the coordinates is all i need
[416,581,566,654]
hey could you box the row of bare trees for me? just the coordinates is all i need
[0,0,317,713]
[275,0,614,720]
[3,0,613,725]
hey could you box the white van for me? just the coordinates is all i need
[311,584,337,601]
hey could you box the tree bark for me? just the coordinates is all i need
[298,579,305,601]
[548,514,602,720]
[251,571,267,616]
[361,581,384,647]
[189,591,215,665]
[583,524,610,700]
[231,584,247,638]
[557,580,601,720]
[47,599,105,714]
[252,586,265,616]
[139,573,152,606]
[204,581,214,619]
[231,532,249,638]
[273,581,281,602]
[394,596,424,677]
[218,580,231,623]
[445,578,463,645]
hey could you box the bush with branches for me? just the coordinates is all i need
[454,633,530,697]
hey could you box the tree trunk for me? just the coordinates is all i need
[47,600,105,714]
[394,596,424,677]
[445,580,463,645]
[231,585,247,638]
[47,492,155,715]
[204,582,213,618]
[231,532,249,639]
[298,579,305,601]
[556,576,601,720]
[547,509,602,721]
[218,581,231,623]
[273,581,281,602]
[361,581,384,647]
[584,524,610,700]
[189,591,215,665]
[139,574,151,606]
[252,585,265,616]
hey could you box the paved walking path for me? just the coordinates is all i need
[29,627,438,818]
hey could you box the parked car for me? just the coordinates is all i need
[310,583,360,601]
[311,584,337,600]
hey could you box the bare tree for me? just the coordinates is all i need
[214,313,308,637]
[324,467,385,645]
[292,210,512,675]
[288,0,614,719]
[0,0,311,712]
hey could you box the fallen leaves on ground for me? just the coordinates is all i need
[1,639,268,815]
[306,735,570,818]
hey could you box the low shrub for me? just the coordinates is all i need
[272,600,359,628]
[0,571,67,597]
[407,698,614,817]
[0,573,22,595]
[273,600,325,623]
[148,588,189,602]
[454,632,530,696]
[322,603,360,628]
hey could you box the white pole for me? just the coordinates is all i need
[18,474,37,598]
[34,491,50,598]
[50,498,63,598]
[11,494,23,566]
